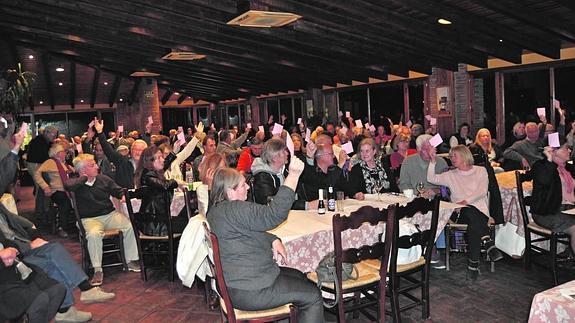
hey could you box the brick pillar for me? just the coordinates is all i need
[116,78,160,134]
[428,67,455,138]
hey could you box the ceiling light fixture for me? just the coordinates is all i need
[228,10,301,28]
[39,100,43,104]
[28,55,34,59]
[499,39,504,42]
[56,65,65,72]
[437,18,452,25]
[80,99,84,103]
[104,82,108,85]
[58,82,63,86]
[174,92,180,96]
[119,98,124,102]
[162,51,206,61]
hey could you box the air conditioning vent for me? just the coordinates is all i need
[227,10,301,28]
[162,51,206,61]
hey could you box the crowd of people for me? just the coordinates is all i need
[0,105,574,322]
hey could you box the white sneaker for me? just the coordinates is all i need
[80,286,115,304]
[55,306,92,322]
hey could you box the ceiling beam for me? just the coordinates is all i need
[89,67,100,108]
[69,61,75,109]
[40,51,55,109]
[177,94,187,105]
[160,90,173,105]
[470,0,575,44]
[387,0,560,60]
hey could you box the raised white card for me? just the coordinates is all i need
[346,111,351,118]
[429,133,443,147]
[548,132,560,148]
[147,116,153,124]
[297,118,302,125]
[247,123,252,129]
[258,125,265,133]
[430,117,437,126]
[369,125,376,132]
[177,132,186,143]
[285,132,294,156]
[553,99,561,109]
[117,125,124,133]
[305,128,311,143]
[178,126,183,132]
[341,142,354,154]
[271,123,283,135]
[406,120,413,127]
[537,108,546,118]
[355,119,363,128]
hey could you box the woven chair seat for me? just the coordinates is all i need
[527,222,552,235]
[139,233,182,240]
[307,261,380,290]
[219,299,293,320]
[363,256,426,273]
[102,229,121,238]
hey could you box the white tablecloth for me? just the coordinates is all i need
[529,279,575,323]
[115,192,186,217]
[269,194,461,273]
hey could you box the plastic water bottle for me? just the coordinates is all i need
[185,170,194,191]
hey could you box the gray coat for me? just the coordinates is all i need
[207,186,295,290]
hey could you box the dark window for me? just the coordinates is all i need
[369,85,404,126]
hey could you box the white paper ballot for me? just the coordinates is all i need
[537,108,546,117]
[178,126,183,132]
[19,122,28,136]
[177,132,186,143]
[271,123,283,135]
[369,125,376,132]
[285,132,294,156]
[297,118,302,125]
[258,125,264,133]
[548,132,560,148]
[553,99,561,109]
[117,125,124,133]
[247,123,252,129]
[147,116,153,124]
[406,120,413,128]
[429,133,443,147]
[305,128,311,143]
[0,117,7,128]
[355,119,363,128]
[430,117,437,126]
[341,142,354,154]
[365,122,370,129]
[346,111,351,118]
[425,115,432,121]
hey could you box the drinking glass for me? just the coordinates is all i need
[416,182,425,196]
[336,191,345,212]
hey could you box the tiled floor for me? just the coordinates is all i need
[15,186,574,322]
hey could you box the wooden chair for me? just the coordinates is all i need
[183,187,198,219]
[69,192,127,273]
[125,188,181,281]
[516,171,571,285]
[387,197,440,323]
[202,223,297,323]
[307,205,396,323]
[444,221,496,272]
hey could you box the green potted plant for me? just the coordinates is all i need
[0,63,36,115]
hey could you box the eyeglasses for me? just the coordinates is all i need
[317,152,334,157]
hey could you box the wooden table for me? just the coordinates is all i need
[529,279,575,322]
[269,194,461,273]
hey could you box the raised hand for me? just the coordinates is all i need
[94,118,104,134]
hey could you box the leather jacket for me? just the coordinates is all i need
[139,169,178,216]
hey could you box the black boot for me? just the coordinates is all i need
[482,237,503,262]
[466,259,480,282]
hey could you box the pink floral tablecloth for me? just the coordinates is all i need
[115,192,186,217]
[529,279,575,323]
[269,194,460,273]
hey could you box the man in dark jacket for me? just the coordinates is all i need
[26,125,58,218]
[0,128,115,322]
[94,118,147,188]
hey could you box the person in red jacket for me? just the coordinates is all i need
[236,137,263,175]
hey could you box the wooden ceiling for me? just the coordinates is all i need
[1,0,574,107]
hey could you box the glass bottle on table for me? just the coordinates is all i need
[416,181,425,196]
[327,186,336,212]
[318,189,326,215]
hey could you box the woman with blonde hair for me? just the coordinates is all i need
[469,128,504,173]
[427,145,503,282]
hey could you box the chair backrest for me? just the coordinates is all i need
[203,222,238,322]
[183,187,198,219]
[68,192,87,238]
[515,170,533,232]
[389,197,440,277]
[332,204,396,321]
[125,188,175,238]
